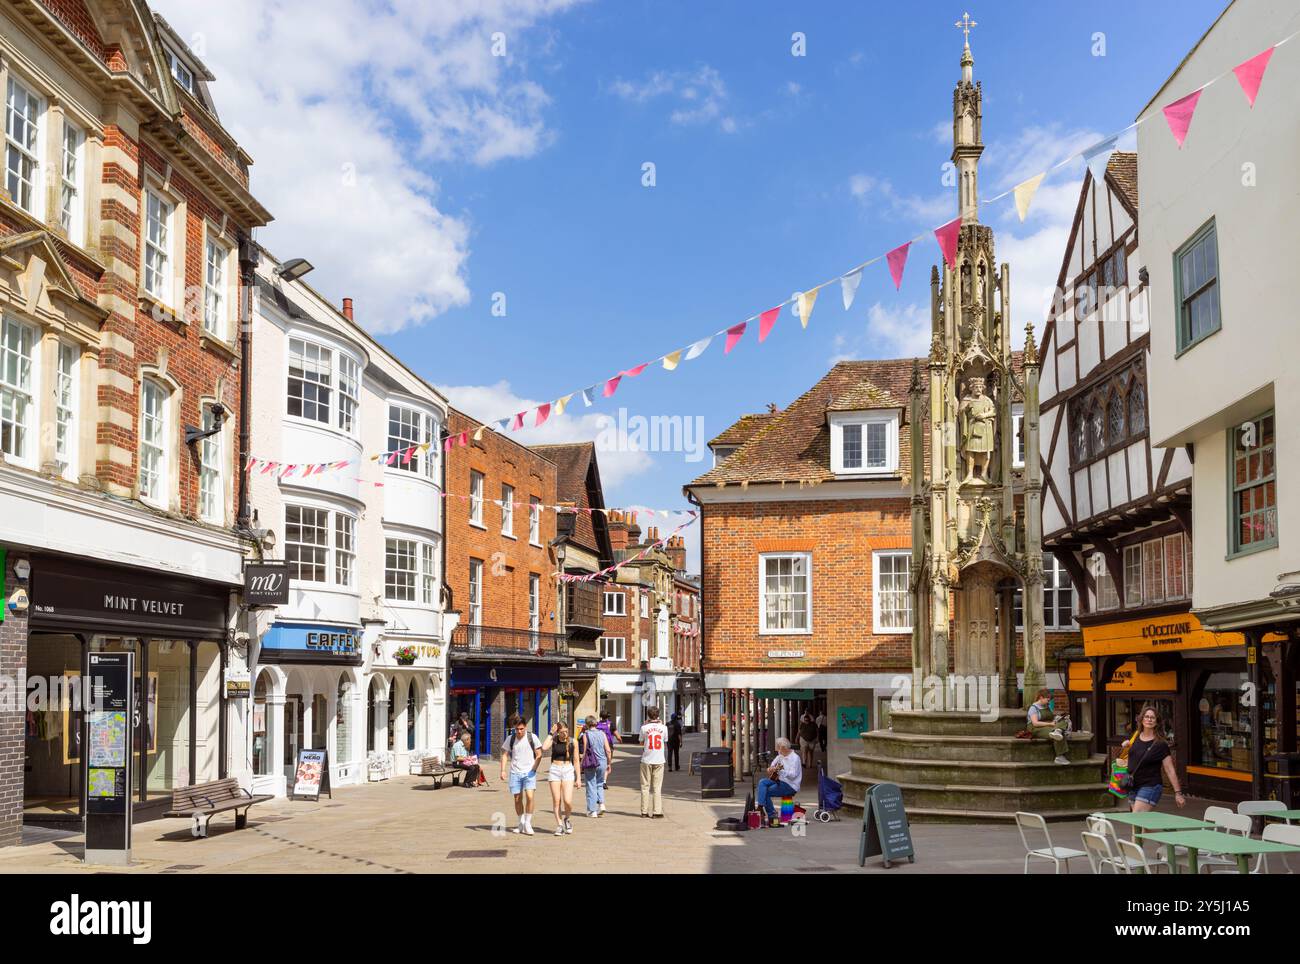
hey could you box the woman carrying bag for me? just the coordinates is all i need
[1119,704,1187,813]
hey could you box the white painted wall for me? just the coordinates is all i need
[1138,0,1300,611]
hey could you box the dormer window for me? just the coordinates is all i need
[829,411,899,476]
[169,52,195,94]
[712,445,737,466]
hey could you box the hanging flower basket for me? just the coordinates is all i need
[393,645,418,665]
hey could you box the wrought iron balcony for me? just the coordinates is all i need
[451,623,567,654]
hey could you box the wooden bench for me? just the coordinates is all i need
[163,777,273,838]
[418,756,465,789]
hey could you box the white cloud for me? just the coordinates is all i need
[608,65,737,132]
[436,380,655,490]
[829,301,932,364]
[154,0,587,334]
[847,174,955,224]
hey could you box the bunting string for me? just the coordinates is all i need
[556,514,699,583]
[242,29,1292,474]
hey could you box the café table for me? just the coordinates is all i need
[1139,829,1300,875]
[1095,811,1211,833]
[1261,808,1300,824]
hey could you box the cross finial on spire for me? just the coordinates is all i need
[955,11,977,45]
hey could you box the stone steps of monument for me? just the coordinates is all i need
[888,709,1032,737]
[838,771,1115,818]
[860,729,1096,763]
[848,750,1107,787]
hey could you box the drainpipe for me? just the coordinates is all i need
[236,236,258,529]
[686,489,707,735]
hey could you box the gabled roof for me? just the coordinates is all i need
[531,442,612,562]
[1106,151,1138,211]
[688,357,925,487]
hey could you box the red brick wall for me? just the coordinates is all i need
[599,586,647,668]
[445,412,558,638]
[38,0,107,62]
[0,552,29,848]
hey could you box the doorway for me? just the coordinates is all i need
[284,695,303,781]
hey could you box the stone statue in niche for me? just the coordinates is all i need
[959,375,997,483]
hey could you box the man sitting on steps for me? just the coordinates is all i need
[1026,688,1071,766]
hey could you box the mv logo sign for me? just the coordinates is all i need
[244,562,289,606]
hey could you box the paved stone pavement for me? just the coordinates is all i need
[0,733,1203,875]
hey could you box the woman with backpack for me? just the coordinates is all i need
[579,716,611,818]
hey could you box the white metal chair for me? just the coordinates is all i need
[1081,831,1121,873]
[1088,813,1164,872]
[1202,810,1255,873]
[1261,824,1300,874]
[1116,837,1170,874]
[1239,799,1289,832]
[1015,811,1087,874]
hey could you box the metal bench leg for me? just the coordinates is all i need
[235,809,248,830]
[192,814,206,838]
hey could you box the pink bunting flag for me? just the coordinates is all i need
[603,375,622,398]
[261,461,277,475]
[1232,46,1274,107]
[886,241,910,290]
[444,437,454,452]
[1162,89,1202,148]
[510,411,525,431]
[244,456,256,473]
[935,216,962,268]
[459,432,468,447]
[621,363,648,378]
[535,403,551,427]
[757,306,782,343]
[386,451,398,466]
[403,446,417,464]
[724,321,747,354]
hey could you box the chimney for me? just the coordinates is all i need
[607,509,630,554]
[342,298,353,321]
[666,535,687,572]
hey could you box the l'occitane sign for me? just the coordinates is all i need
[1082,612,1242,657]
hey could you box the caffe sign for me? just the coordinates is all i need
[244,562,289,606]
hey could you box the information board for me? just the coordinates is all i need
[291,748,331,801]
[83,652,134,866]
[858,782,915,868]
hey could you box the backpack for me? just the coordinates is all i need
[507,731,541,754]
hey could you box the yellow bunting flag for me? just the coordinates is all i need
[473,425,486,442]
[554,393,573,417]
[1013,172,1046,222]
[797,287,819,329]
[662,350,682,371]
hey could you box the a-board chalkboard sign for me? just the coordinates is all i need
[858,782,915,868]
[291,748,332,802]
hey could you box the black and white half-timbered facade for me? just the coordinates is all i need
[1038,153,1242,801]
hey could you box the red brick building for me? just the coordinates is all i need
[1,1,269,843]
[443,409,566,748]
[685,359,1082,780]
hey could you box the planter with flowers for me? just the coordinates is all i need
[393,645,418,666]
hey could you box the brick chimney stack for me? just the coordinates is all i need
[666,534,687,573]
[342,297,353,321]
[607,509,630,554]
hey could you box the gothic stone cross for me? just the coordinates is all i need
[955,11,977,44]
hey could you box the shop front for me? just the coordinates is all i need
[560,656,602,733]
[25,554,234,823]
[676,674,704,731]
[251,622,364,798]
[448,663,564,760]
[366,632,446,776]
[1075,610,1288,803]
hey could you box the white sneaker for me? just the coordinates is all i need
[564,819,574,835]
[1054,755,1070,765]
[599,804,606,814]
[588,810,597,818]
[553,825,564,835]
[523,822,535,835]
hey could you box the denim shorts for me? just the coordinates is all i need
[509,770,537,794]
[1128,783,1163,806]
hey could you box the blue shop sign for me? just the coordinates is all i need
[450,665,560,689]
[260,623,363,665]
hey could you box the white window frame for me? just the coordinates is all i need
[528,573,540,650]
[599,636,626,661]
[334,514,356,587]
[529,496,541,546]
[500,483,514,537]
[287,337,333,426]
[54,340,78,480]
[142,187,174,303]
[603,591,626,616]
[202,231,232,341]
[829,410,899,476]
[385,537,418,602]
[758,552,812,635]
[640,594,649,618]
[285,503,359,588]
[387,403,434,478]
[872,550,912,634]
[421,543,436,605]
[285,504,330,583]
[1092,552,1118,611]
[1123,543,1143,606]
[5,76,43,218]
[468,558,484,646]
[469,471,485,527]
[169,52,195,94]
[138,378,169,507]
[198,404,224,524]
[1015,552,1075,631]
[0,315,38,468]
[59,119,84,244]
[337,355,360,434]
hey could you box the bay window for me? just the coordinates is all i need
[1,317,36,464]
[872,550,911,633]
[287,338,332,424]
[388,403,434,477]
[759,552,810,633]
[334,514,355,587]
[421,543,436,604]
[285,505,329,582]
[385,538,417,601]
[337,355,359,433]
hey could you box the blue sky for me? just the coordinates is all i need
[160,0,1230,567]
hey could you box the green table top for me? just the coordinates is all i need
[1097,812,1211,831]
[1140,830,1300,855]
[1262,809,1300,821]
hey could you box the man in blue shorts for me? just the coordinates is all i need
[500,714,543,835]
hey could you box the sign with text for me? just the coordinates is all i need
[859,782,914,869]
[31,556,227,635]
[224,665,251,699]
[83,652,134,866]
[244,562,289,606]
[1082,612,1243,657]
[259,623,363,666]
[291,748,331,801]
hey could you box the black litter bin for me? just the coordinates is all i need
[699,746,735,799]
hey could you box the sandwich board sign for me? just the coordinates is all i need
[291,748,331,801]
[858,782,915,868]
